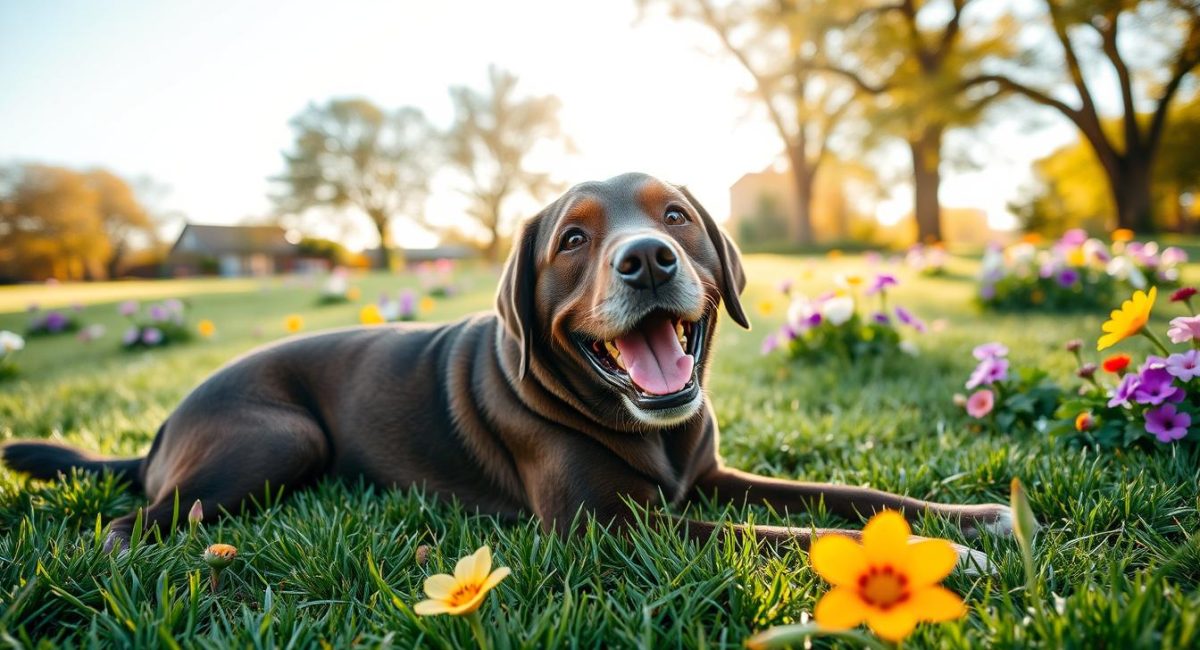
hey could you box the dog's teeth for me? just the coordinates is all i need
[675,321,686,345]
[605,341,620,358]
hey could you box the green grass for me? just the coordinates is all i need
[1,256,1199,648]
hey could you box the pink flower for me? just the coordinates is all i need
[965,389,995,419]
[1167,315,1200,344]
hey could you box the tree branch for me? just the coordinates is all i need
[1092,10,1140,153]
[1147,14,1200,155]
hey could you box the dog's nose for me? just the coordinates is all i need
[615,237,678,290]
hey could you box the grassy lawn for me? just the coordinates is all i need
[1,255,1198,648]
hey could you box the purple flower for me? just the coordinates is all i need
[122,327,140,346]
[398,290,417,318]
[980,283,996,300]
[1108,373,1140,408]
[43,311,67,332]
[1167,350,1200,381]
[761,333,780,355]
[148,305,167,322]
[894,306,927,333]
[972,342,1009,360]
[1061,228,1088,246]
[966,356,1009,389]
[1144,404,1191,443]
[872,312,891,325]
[1056,268,1079,287]
[142,327,163,346]
[780,324,797,341]
[118,300,139,317]
[1133,367,1183,405]
[866,273,899,296]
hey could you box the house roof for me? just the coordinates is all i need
[169,224,297,257]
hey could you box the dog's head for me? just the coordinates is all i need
[497,172,749,428]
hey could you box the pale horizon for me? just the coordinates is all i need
[0,0,1076,251]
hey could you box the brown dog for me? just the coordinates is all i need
[2,172,1010,566]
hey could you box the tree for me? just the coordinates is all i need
[86,169,156,278]
[811,0,1013,243]
[643,0,858,245]
[0,164,109,281]
[274,99,435,270]
[966,0,1200,232]
[445,66,569,262]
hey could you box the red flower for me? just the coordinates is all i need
[1102,354,1132,374]
[1171,287,1198,303]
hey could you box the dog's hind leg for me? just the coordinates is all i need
[103,408,329,552]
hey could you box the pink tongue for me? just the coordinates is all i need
[613,314,695,395]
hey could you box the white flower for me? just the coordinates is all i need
[900,340,920,356]
[1107,256,1147,289]
[323,274,348,296]
[786,295,817,330]
[820,296,855,326]
[0,330,24,353]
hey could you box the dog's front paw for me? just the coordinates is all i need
[952,543,995,576]
[960,504,1014,540]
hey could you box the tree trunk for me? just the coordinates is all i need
[1110,153,1156,233]
[368,210,395,271]
[787,147,815,246]
[106,241,126,279]
[909,125,944,244]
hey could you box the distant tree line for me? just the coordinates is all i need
[644,0,1200,242]
[272,65,570,268]
[0,165,161,282]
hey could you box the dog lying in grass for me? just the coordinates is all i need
[2,172,1010,570]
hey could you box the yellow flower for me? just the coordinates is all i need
[414,545,510,616]
[810,511,965,642]
[1112,228,1135,243]
[197,319,216,338]
[285,314,304,333]
[419,297,435,314]
[360,304,386,325]
[347,286,361,301]
[1097,287,1156,351]
[757,300,775,316]
[826,249,843,260]
[1067,247,1086,267]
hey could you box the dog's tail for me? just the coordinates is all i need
[1,441,144,493]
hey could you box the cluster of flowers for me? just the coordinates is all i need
[0,330,24,380]
[959,286,1198,448]
[118,299,195,350]
[25,304,82,336]
[906,243,948,276]
[417,259,458,298]
[315,267,361,305]
[359,289,429,325]
[762,273,927,361]
[978,229,1187,311]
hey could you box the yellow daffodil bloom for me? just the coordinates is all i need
[757,300,775,316]
[360,304,386,325]
[414,545,510,616]
[810,511,965,642]
[285,314,304,333]
[419,297,436,314]
[1097,287,1156,351]
[197,319,216,338]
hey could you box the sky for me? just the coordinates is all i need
[0,0,1079,250]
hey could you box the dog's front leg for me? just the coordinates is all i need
[688,465,1013,540]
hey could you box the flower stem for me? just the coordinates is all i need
[466,611,490,650]
[1140,328,1171,356]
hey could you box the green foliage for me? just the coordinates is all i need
[783,315,905,363]
[981,267,1119,312]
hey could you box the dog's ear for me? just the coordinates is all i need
[496,212,543,380]
[681,186,750,330]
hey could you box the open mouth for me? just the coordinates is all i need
[574,310,706,410]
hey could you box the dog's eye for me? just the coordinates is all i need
[665,207,689,225]
[560,228,589,251]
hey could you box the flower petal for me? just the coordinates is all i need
[470,546,493,583]
[862,511,911,566]
[480,566,511,593]
[413,599,452,616]
[454,552,478,584]
[423,573,458,600]
[813,587,869,630]
[866,606,918,642]
[904,539,959,586]
[908,585,967,622]
[809,535,868,587]
[445,590,489,615]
